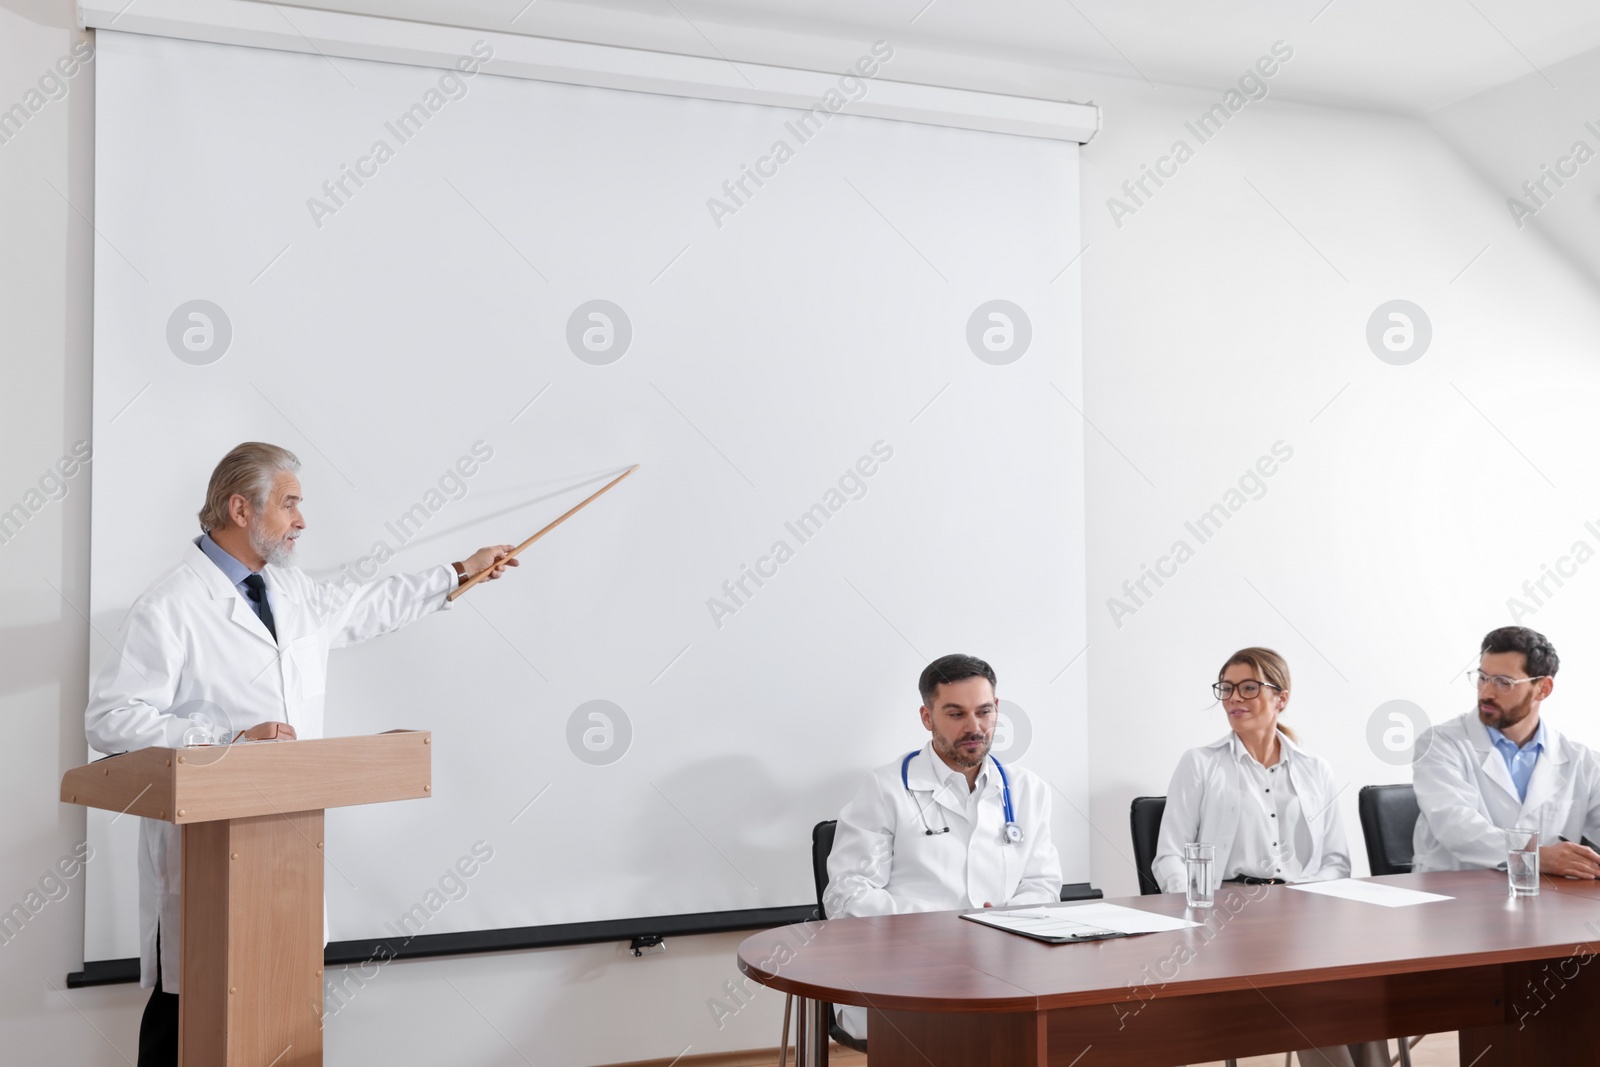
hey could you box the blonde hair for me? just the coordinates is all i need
[198,442,300,533]
[1219,646,1296,742]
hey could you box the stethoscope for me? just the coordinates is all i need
[901,749,1024,845]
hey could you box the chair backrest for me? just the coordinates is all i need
[810,819,868,1052]
[1130,796,1167,895]
[812,820,837,914]
[1357,784,1419,876]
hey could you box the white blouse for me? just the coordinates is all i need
[1153,729,1351,893]
[1225,733,1312,881]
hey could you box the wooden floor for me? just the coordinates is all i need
[641,1033,1458,1066]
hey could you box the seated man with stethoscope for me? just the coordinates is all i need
[822,653,1063,1041]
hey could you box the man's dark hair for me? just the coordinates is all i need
[1481,626,1560,679]
[918,653,997,707]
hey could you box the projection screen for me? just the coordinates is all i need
[84,27,1088,964]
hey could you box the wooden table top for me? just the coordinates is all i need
[736,872,1600,1014]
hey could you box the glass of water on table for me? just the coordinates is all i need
[1506,828,1540,897]
[1184,843,1215,908]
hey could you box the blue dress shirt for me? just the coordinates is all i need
[1485,720,1546,802]
[196,533,275,628]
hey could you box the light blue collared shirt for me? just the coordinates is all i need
[1485,720,1546,802]
[196,533,274,627]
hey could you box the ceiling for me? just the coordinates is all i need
[283,0,1600,114]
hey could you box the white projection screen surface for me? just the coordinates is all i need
[84,29,1088,962]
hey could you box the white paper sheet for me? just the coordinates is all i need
[963,910,1124,940]
[996,902,1202,934]
[1285,879,1454,908]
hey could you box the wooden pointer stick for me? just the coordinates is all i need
[446,464,639,602]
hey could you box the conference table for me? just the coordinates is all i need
[737,871,1600,1066]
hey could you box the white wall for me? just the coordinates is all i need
[0,2,123,1062]
[1430,46,1600,289]
[8,5,1600,1065]
[0,2,121,1062]
[1074,65,1600,895]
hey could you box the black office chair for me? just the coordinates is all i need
[1357,786,1421,1067]
[1357,784,1419,876]
[805,820,864,1055]
[810,820,837,911]
[791,820,1103,1062]
[1130,796,1167,895]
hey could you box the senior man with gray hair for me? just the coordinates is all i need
[85,441,519,1067]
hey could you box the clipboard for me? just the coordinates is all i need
[960,909,1132,944]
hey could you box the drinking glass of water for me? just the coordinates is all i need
[1506,828,1540,897]
[180,709,227,747]
[1184,843,1215,909]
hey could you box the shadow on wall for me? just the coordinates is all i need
[628,753,863,914]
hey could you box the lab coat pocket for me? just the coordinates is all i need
[1541,795,1576,839]
[285,633,328,700]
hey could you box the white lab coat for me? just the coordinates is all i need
[1412,711,1600,872]
[84,543,455,992]
[823,744,1062,1039]
[1152,731,1350,894]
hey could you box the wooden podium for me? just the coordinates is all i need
[62,731,433,1067]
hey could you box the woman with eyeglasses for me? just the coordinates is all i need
[1153,648,1383,1067]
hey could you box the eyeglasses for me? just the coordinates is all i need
[1465,670,1549,693]
[1212,680,1283,700]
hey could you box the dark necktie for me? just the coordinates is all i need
[242,573,277,642]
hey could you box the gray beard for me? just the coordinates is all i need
[248,522,296,567]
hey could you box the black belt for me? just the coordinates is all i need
[1224,876,1287,885]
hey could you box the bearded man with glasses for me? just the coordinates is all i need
[1412,626,1600,876]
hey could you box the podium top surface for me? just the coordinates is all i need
[61,731,432,823]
